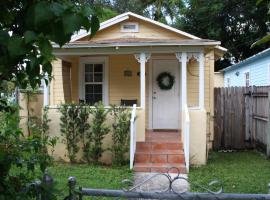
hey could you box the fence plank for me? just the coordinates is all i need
[214,86,270,151]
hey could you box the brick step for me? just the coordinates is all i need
[137,142,183,152]
[135,152,184,163]
[134,163,186,173]
[136,149,184,154]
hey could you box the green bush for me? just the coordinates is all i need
[59,102,133,165]
[77,104,91,163]
[110,105,131,166]
[88,102,110,164]
[59,103,81,163]
[0,104,57,199]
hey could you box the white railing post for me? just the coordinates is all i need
[130,104,137,169]
[184,104,190,172]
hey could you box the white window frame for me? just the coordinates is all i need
[120,22,139,32]
[227,77,230,87]
[244,70,250,87]
[79,57,109,105]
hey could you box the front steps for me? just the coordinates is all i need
[134,131,186,173]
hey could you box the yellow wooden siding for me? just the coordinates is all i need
[62,61,72,103]
[79,17,190,42]
[187,53,212,113]
[108,55,140,105]
[50,59,64,105]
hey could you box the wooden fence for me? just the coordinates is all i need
[214,86,270,156]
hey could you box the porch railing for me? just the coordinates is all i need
[183,104,190,172]
[129,104,137,169]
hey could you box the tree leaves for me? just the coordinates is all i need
[90,16,100,36]
[24,31,37,44]
[63,14,84,35]
[7,36,27,57]
[251,34,270,48]
[0,0,99,91]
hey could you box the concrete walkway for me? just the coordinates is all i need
[133,172,189,193]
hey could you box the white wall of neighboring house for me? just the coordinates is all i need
[224,54,270,87]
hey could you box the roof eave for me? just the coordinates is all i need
[53,41,221,49]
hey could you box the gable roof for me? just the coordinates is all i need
[71,12,201,42]
[222,48,270,72]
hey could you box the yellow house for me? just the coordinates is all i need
[44,12,226,173]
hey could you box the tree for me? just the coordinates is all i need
[0,1,100,198]
[176,0,270,70]
[0,0,99,92]
[252,0,270,47]
[142,0,184,24]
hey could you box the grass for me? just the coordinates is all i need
[46,163,133,199]
[189,150,270,194]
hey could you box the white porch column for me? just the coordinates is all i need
[176,52,187,106]
[43,73,49,106]
[199,52,205,109]
[135,53,151,108]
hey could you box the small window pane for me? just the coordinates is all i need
[85,73,93,82]
[93,84,102,93]
[85,85,93,93]
[94,64,103,72]
[85,64,93,72]
[94,73,102,82]
[94,94,102,103]
[85,94,94,104]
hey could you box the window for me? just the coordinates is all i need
[121,22,139,32]
[244,71,250,87]
[227,78,230,87]
[84,63,103,105]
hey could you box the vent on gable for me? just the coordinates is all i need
[121,22,139,32]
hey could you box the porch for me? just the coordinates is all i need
[43,49,212,170]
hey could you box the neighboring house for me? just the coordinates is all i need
[223,48,270,87]
[40,12,225,172]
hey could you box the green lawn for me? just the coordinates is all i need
[46,163,133,199]
[189,151,270,194]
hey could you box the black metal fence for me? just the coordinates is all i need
[34,170,270,200]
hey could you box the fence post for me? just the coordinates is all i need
[267,91,270,158]
[67,176,77,200]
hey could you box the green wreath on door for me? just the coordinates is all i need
[156,72,175,90]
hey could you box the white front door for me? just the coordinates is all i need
[152,59,180,129]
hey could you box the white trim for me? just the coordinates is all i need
[43,73,49,106]
[215,45,228,52]
[181,52,187,106]
[55,41,220,48]
[70,12,200,42]
[120,22,139,32]
[79,56,109,105]
[199,52,205,109]
[148,58,153,129]
[53,46,206,56]
[139,53,146,108]
[268,64,270,85]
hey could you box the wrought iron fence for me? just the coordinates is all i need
[34,168,270,200]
